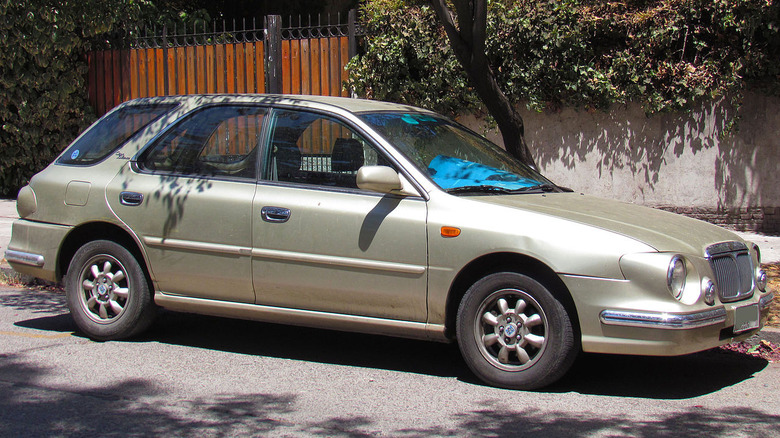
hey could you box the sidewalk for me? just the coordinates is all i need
[0,199,16,270]
[1,198,780,269]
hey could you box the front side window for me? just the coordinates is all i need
[359,112,557,194]
[265,109,387,189]
[139,105,266,179]
[58,103,177,165]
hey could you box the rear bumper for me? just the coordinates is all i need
[4,249,45,267]
[5,219,71,282]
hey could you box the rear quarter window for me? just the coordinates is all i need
[57,103,177,166]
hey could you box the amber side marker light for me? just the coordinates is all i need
[441,226,461,238]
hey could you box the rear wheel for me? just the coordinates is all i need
[457,272,577,390]
[65,240,155,340]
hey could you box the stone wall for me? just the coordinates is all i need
[458,92,780,234]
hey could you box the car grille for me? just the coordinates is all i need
[706,242,754,303]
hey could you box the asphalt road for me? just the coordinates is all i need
[1,285,778,437]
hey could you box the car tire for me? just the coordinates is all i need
[65,240,156,341]
[456,272,577,390]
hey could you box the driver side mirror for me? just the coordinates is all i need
[356,165,403,194]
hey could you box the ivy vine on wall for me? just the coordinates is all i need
[348,0,780,117]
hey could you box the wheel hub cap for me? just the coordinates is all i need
[476,289,549,371]
[504,323,517,338]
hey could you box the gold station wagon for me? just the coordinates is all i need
[6,95,774,389]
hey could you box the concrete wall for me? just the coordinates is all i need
[457,92,780,233]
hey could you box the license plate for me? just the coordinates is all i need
[734,304,759,334]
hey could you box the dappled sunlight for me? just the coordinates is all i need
[495,93,780,214]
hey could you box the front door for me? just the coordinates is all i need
[251,109,428,321]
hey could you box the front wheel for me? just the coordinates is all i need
[65,240,156,341]
[456,272,577,390]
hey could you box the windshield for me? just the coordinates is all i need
[358,112,557,194]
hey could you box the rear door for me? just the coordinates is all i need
[107,105,267,303]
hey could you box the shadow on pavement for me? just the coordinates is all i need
[547,350,768,399]
[3,286,771,400]
[1,350,778,437]
[143,310,767,399]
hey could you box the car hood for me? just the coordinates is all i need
[472,193,742,256]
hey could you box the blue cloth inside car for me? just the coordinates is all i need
[427,155,539,190]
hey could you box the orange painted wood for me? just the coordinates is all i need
[225,43,235,93]
[195,45,206,93]
[236,43,246,93]
[281,40,291,94]
[121,49,131,104]
[145,48,155,97]
[155,48,165,95]
[300,39,311,95]
[175,47,185,95]
[329,37,340,96]
[129,49,139,99]
[215,44,225,92]
[291,39,301,94]
[310,39,321,96]
[164,48,173,95]
[89,25,357,115]
[206,45,216,93]
[320,38,330,96]
[185,46,195,94]
[111,50,122,107]
[244,42,255,93]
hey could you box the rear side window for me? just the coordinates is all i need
[58,103,177,165]
[139,105,267,179]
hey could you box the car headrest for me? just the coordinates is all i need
[331,138,364,172]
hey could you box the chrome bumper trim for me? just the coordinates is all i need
[759,292,775,311]
[600,308,727,330]
[4,250,45,267]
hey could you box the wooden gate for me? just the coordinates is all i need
[87,11,360,116]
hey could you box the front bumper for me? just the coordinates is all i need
[599,307,727,330]
[561,274,772,356]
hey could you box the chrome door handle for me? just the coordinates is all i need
[119,191,144,206]
[261,206,291,223]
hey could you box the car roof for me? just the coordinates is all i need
[117,94,435,115]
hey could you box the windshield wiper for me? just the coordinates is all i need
[447,183,564,195]
[446,185,514,195]
[513,183,559,193]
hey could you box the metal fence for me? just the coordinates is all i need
[87,10,361,116]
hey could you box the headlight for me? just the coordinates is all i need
[756,269,767,292]
[702,278,717,305]
[667,255,687,300]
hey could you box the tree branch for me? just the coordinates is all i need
[429,0,471,67]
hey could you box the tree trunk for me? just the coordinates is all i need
[429,0,537,168]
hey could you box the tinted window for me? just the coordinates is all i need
[58,104,176,165]
[140,106,267,179]
[266,109,387,189]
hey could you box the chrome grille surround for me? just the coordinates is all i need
[706,242,754,303]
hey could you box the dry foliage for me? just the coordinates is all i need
[764,263,780,328]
